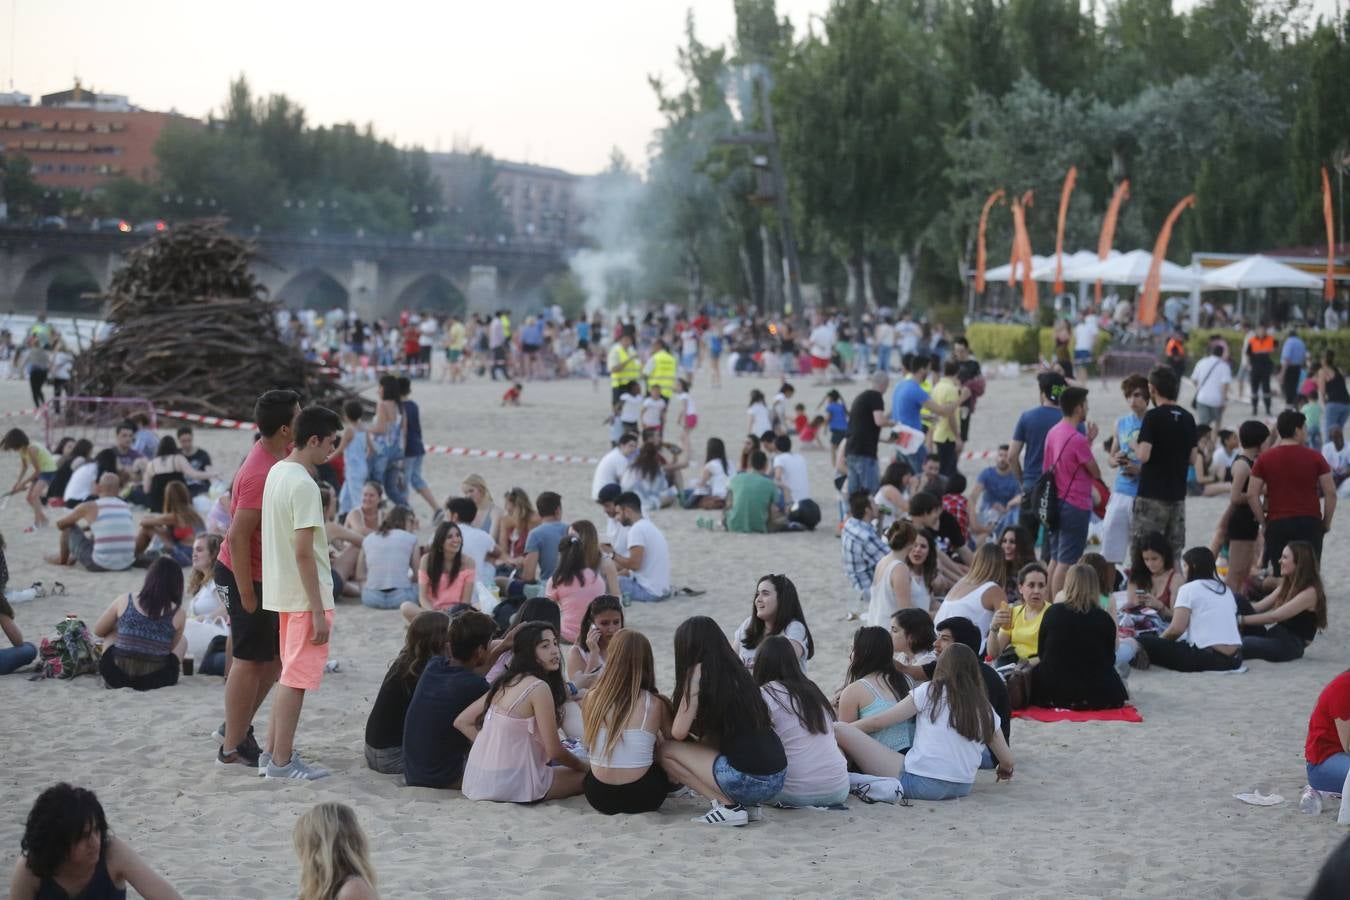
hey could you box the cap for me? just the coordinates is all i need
[596,483,622,503]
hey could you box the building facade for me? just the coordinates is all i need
[426,152,589,248]
[0,83,199,192]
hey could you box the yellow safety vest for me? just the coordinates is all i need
[610,345,639,388]
[647,350,678,398]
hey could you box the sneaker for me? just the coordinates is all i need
[265,756,331,780]
[211,722,226,744]
[692,802,748,826]
[849,774,903,805]
[216,744,260,771]
[257,750,272,777]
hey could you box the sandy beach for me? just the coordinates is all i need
[0,365,1345,899]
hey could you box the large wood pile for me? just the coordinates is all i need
[72,220,357,420]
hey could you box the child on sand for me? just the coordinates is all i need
[293,803,378,900]
[501,382,523,407]
[640,383,666,442]
[1,427,56,530]
[673,378,697,434]
[335,400,369,519]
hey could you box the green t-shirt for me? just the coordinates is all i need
[725,472,777,534]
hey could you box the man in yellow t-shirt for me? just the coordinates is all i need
[261,404,341,781]
[930,359,966,478]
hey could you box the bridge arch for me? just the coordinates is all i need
[12,256,105,315]
[394,273,467,316]
[275,268,350,311]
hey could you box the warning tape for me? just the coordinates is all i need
[316,362,432,378]
[153,407,599,465]
[0,406,45,419]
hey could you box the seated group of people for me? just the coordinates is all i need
[359,572,1016,824]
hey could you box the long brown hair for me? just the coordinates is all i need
[926,643,994,744]
[961,541,1005,591]
[1275,541,1328,630]
[187,533,222,595]
[581,630,668,760]
[386,611,449,684]
[163,481,203,532]
[570,519,603,570]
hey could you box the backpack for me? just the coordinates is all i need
[1030,467,1060,531]
[32,617,102,680]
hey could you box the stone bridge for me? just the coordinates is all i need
[0,226,569,319]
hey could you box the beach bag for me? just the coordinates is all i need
[33,617,101,680]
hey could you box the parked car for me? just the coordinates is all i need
[38,215,68,230]
[133,219,167,233]
[91,218,132,233]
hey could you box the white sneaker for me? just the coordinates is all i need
[849,774,904,805]
[692,802,748,826]
[265,755,330,780]
[257,750,272,777]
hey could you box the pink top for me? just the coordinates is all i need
[418,565,475,610]
[545,569,604,643]
[461,680,555,803]
[761,682,849,801]
[217,441,283,577]
[1044,420,1094,510]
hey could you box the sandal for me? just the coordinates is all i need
[51,581,66,596]
[29,582,47,599]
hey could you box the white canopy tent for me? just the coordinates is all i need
[1199,255,1324,291]
[1075,249,1202,292]
[984,250,1121,284]
[984,254,1052,283]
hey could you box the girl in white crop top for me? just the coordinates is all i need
[580,630,675,815]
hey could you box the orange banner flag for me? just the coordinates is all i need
[1012,194,1038,312]
[1096,180,1129,306]
[1139,194,1196,327]
[1323,167,1336,302]
[975,189,1005,294]
[1054,166,1077,294]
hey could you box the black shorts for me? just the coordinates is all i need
[522,343,540,354]
[583,764,672,815]
[215,560,278,662]
[1227,505,1259,542]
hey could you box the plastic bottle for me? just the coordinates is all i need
[1300,785,1324,815]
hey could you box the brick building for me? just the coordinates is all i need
[0,83,200,192]
[427,152,589,247]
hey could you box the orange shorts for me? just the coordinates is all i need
[278,610,334,692]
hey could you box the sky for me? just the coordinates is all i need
[5,0,1342,176]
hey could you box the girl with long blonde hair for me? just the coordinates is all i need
[459,474,501,533]
[581,629,674,814]
[293,802,378,900]
[134,481,204,565]
[933,542,1006,645]
[493,486,539,567]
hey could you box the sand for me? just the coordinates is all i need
[0,364,1346,899]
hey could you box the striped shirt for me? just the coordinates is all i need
[90,497,136,571]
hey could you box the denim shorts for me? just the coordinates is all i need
[405,454,428,492]
[899,771,973,801]
[361,584,418,609]
[1049,501,1091,563]
[712,756,786,806]
[773,782,850,808]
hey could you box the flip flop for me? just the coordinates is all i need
[674,587,706,597]
[52,581,66,596]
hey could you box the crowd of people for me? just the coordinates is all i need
[4,303,1349,898]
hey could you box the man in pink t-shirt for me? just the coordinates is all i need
[1042,386,1100,595]
[216,390,301,772]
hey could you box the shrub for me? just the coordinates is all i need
[964,323,1041,364]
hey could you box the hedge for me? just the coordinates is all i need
[1185,328,1350,367]
[964,322,1110,364]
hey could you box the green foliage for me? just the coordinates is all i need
[1184,328,1350,366]
[0,154,45,219]
[965,322,1043,364]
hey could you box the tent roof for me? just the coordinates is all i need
[1075,249,1201,291]
[1200,254,1325,291]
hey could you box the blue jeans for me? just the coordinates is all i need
[1308,754,1350,794]
[1326,402,1350,435]
[361,584,418,609]
[0,642,36,675]
[370,445,408,506]
[713,756,786,806]
[846,455,880,495]
[405,455,428,492]
[876,345,892,374]
[618,575,666,603]
[899,771,973,801]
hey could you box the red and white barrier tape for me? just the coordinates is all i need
[0,406,45,419]
[154,407,599,464]
[316,363,432,377]
[961,449,997,461]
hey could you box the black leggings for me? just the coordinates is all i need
[1135,634,1242,672]
[1282,367,1303,406]
[99,646,180,691]
[29,367,47,408]
[1249,362,1272,413]
[583,764,672,815]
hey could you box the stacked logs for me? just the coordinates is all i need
[71,219,357,420]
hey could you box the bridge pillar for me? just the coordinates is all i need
[350,258,380,320]
[467,265,498,314]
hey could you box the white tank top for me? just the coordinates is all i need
[934,581,999,647]
[591,692,657,769]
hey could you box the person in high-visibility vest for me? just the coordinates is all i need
[1245,323,1276,416]
[644,338,678,400]
[608,331,641,407]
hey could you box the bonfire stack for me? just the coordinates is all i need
[72,220,356,421]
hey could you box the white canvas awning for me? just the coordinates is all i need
[1199,255,1325,291]
[1075,249,1202,292]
